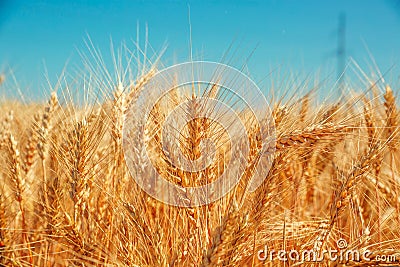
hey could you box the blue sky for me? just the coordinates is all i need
[0,0,400,97]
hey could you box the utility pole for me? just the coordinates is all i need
[337,12,346,96]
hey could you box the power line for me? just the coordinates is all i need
[337,12,346,95]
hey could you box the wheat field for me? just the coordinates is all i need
[0,53,399,267]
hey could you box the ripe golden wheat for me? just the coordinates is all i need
[0,58,399,267]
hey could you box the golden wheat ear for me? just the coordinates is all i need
[384,85,398,146]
